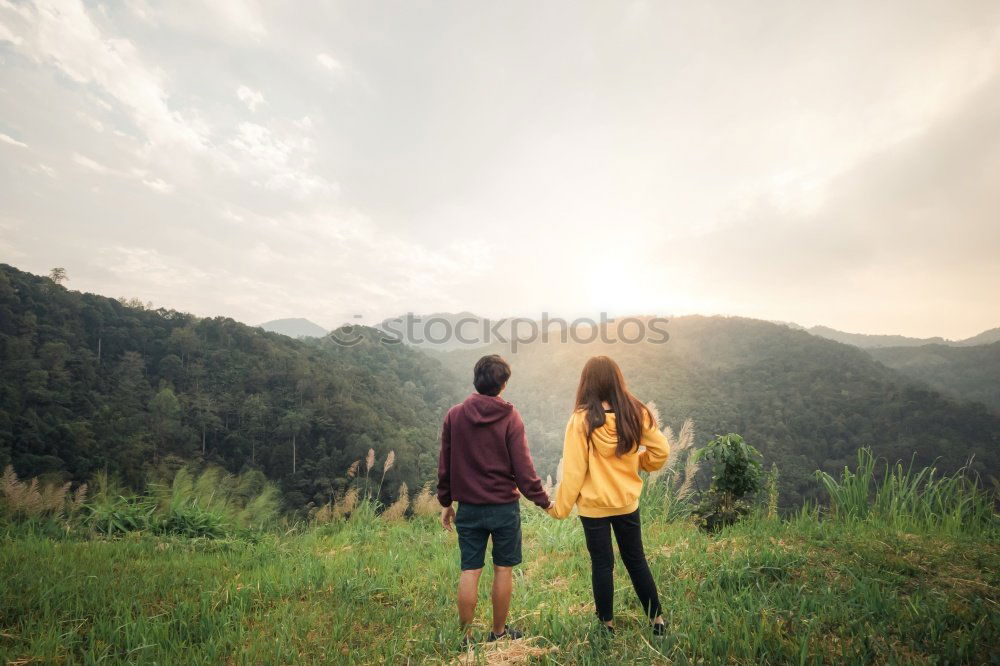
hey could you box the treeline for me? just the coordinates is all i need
[0,264,462,512]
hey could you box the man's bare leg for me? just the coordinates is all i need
[491,565,513,635]
[458,568,483,634]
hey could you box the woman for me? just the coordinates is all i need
[548,356,669,635]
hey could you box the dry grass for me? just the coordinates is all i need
[412,482,440,517]
[334,487,359,519]
[0,465,76,519]
[381,483,409,521]
[451,638,558,666]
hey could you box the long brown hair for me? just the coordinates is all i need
[574,356,654,457]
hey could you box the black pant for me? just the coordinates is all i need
[580,508,662,622]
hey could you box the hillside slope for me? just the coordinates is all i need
[0,264,461,510]
[808,324,1000,348]
[869,342,1000,413]
[435,316,1000,506]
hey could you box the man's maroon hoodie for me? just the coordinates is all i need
[437,393,550,508]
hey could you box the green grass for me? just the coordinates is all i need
[2,508,997,665]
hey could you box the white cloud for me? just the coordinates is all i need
[0,132,28,148]
[236,85,265,112]
[316,53,342,72]
[75,111,105,133]
[74,152,176,196]
[230,122,293,167]
[229,122,334,198]
[0,0,208,152]
[73,153,114,174]
[294,115,313,131]
[142,178,174,193]
[208,0,265,37]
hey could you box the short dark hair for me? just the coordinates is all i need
[473,354,511,396]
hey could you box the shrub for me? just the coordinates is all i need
[692,433,763,531]
[86,495,157,536]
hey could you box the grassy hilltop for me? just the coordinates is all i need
[2,455,997,665]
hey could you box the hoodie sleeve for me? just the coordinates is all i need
[549,412,589,519]
[638,413,669,472]
[436,410,452,507]
[506,409,550,508]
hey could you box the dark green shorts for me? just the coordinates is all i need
[455,501,522,570]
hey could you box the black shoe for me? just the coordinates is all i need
[598,622,615,636]
[652,621,666,637]
[487,625,523,641]
[459,634,474,650]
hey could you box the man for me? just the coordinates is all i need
[438,354,552,645]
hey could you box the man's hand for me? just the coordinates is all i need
[545,500,556,518]
[441,505,455,531]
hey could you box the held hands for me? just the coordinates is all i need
[441,505,455,531]
[545,500,557,518]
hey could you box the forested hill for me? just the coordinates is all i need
[433,316,1000,507]
[869,342,1000,414]
[0,264,462,511]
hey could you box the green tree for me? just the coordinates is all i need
[279,409,310,474]
[48,267,67,285]
[241,394,268,467]
[149,388,181,462]
[693,433,763,531]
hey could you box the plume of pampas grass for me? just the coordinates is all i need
[1,465,78,519]
[314,502,334,524]
[645,401,661,426]
[347,460,361,479]
[381,483,409,521]
[334,487,359,519]
[412,483,440,517]
[365,448,376,473]
[377,450,396,500]
[69,483,88,517]
[543,474,554,497]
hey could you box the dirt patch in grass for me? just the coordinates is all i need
[451,638,558,666]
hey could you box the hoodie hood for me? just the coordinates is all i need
[461,393,514,425]
[585,412,624,458]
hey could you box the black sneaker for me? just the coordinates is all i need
[652,621,666,637]
[487,625,524,641]
[459,634,474,651]
[598,622,615,636]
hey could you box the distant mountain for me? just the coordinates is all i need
[807,325,949,348]
[432,316,1000,507]
[377,312,498,351]
[259,318,328,339]
[807,325,1000,349]
[869,342,1000,413]
[955,327,1000,347]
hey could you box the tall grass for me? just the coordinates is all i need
[815,447,997,534]
[0,465,86,522]
[640,416,701,520]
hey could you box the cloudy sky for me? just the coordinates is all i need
[1,0,998,339]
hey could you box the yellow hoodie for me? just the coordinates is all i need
[549,409,669,519]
